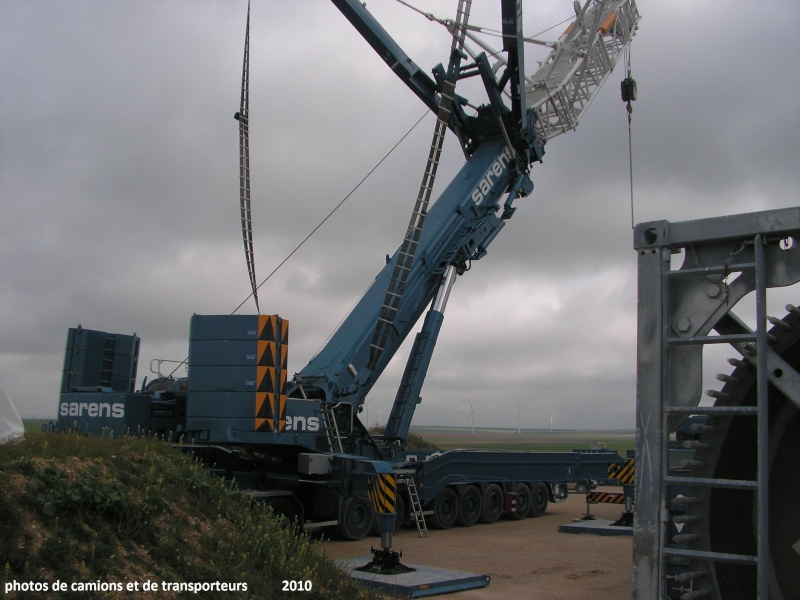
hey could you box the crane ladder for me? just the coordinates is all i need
[404,476,428,538]
[367,1,471,371]
[320,403,344,453]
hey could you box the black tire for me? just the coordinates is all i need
[267,497,299,529]
[338,496,374,540]
[574,481,588,495]
[510,483,531,519]
[430,487,458,530]
[480,483,504,523]
[393,490,406,531]
[529,481,549,517]
[457,485,482,526]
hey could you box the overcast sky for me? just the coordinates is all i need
[2,1,799,431]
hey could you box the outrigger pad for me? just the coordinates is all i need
[341,557,490,598]
[355,547,416,576]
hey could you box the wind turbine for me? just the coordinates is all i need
[467,401,476,434]
[516,403,529,435]
[541,409,553,433]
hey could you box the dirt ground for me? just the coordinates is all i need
[321,488,633,600]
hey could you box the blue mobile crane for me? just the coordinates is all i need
[57,0,639,572]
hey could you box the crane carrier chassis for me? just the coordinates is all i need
[58,321,622,542]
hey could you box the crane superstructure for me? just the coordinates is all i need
[57,0,639,568]
[293,0,640,458]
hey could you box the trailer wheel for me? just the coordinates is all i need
[510,483,531,519]
[430,487,458,529]
[529,482,549,517]
[457,485,482,526]
[574,480,588,495]
[338,496,374,540]
[480,483,504,523]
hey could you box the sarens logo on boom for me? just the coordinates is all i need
[60,401,124,419]
[471,146,513,204]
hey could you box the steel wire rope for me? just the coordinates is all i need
[624,44,635,229]
[231,110,431,315]
[395,0,573,45]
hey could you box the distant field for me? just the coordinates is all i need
[410,426,636,455]
[23,419,52,432]
[26,418,635,455]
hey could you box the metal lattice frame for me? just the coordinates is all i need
[461,0,640,142]
[526,0,640,141]
[632,207,800,599]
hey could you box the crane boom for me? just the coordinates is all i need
[292,0,639,452]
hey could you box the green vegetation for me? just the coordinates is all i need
[0,432,378,600]
[410,427,636,455]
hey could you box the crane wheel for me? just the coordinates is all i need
[687,305,800,599]
[456,485,482,526]
[529,482,549,517]
[510,483,531,519]
[430,487,458,530]
[338,496,374,541]
[480,483,504,523]
[266,497,300,530]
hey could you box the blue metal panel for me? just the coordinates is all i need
[189,339,259,366]
[58,391,150,436]
[61,327,139,392]
[184,391,257,418]
[188,365,258,393]
[189,314,262,341]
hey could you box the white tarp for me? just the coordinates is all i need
[0,384,24,445]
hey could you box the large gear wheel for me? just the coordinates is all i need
[685,305,800,599]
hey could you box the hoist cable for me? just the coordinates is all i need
[394,0,572,46]
[232,110,431,315]
[622,44,636,229]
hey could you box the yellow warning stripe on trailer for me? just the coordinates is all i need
[586,491,626,504]
[368,473,397,514]
[608,458,635,484]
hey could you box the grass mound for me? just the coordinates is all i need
[0,432,377,599]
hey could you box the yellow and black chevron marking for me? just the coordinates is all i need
[255,315,288,433]
[586,491,626,504]
[608,458,635,484]
[367,473,397,514]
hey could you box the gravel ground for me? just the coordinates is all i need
[321,488,633,599]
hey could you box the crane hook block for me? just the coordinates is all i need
[621,77,637,103]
